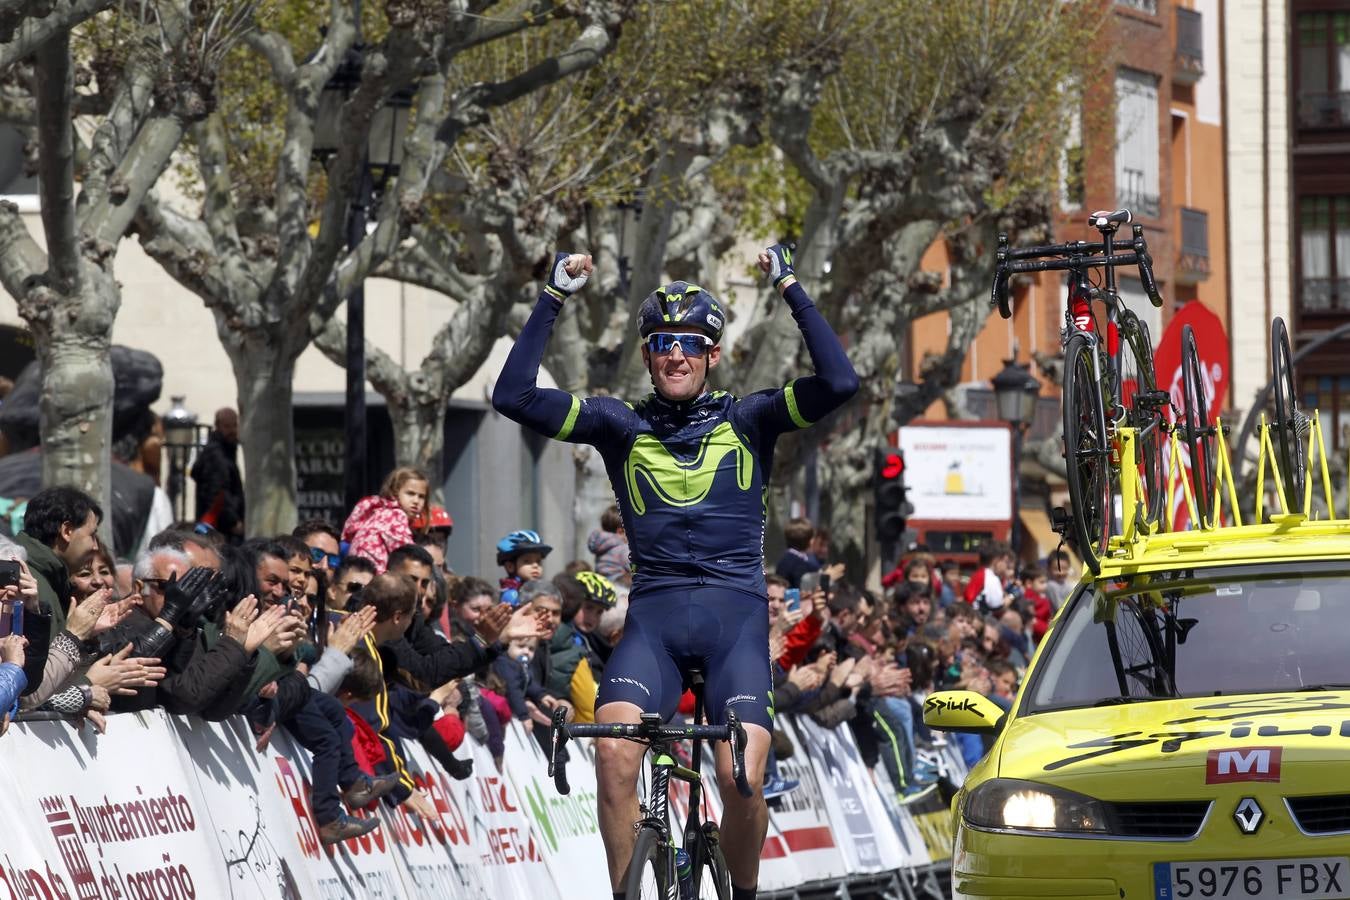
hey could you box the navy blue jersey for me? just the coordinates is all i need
[492,281,858,597]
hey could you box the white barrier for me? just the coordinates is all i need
[0,709,959,898]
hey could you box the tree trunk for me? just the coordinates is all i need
[228,340,301,536]
[389,396,446,491]
[571,443,613,563]
[35,282,114,513]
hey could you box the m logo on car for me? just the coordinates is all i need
[1206,746,1282,784]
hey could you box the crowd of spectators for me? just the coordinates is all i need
[763,518,1078,802]
[0,468,641,847]
[0,459,1079,846]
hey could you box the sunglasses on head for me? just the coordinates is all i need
[645,332,714,357]
[309,546,342,568]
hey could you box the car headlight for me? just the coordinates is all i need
[963,778,1109,834]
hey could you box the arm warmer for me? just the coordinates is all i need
[490,292,579,439]
[779,281,860,426]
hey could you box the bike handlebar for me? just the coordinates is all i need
[991,223,1162,318]
[547,709,754,799]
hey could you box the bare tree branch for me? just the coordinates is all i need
[132,191,233,310]
[0,0,109,71]
[0,200,48,291]
[270,0,357,294]
[312,313,411,407]
[33,31,77,291]
[88,116,184,246]
[435,17,621,149]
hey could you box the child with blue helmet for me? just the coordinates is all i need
[495,530,551,606]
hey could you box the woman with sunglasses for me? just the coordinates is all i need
[492,243,858,900]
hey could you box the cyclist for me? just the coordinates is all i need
[492,245,858,899]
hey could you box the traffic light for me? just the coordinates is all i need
[874,447,913,542]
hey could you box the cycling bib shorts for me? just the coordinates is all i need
[596,586,773,732]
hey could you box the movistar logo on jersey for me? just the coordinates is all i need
[624,422,753,515]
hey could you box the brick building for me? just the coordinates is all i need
[907,0,1228,558]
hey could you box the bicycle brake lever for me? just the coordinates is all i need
[549,707,571,795]
[725,712,753,799]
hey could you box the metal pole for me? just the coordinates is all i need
[1010,422,1023,553]
[343,167,370,514]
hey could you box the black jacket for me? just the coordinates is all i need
[102,615,257,718]
[191,432,244,534]
[383,610,498,691]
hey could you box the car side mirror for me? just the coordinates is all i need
[922,689,1006,735]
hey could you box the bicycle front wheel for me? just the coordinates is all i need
[1271,317,1305,510]
[693,824,732,900]
[1063,332,1112,574]
[623,827,671,900]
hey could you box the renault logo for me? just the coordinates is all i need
[1234,797,1264,834]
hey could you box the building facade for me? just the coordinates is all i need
[908,0,1229,559]
[1286,0,1350,448]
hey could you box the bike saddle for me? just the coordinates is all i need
[681,668,706,692]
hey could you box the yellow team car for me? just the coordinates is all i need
[924,521,1350,900]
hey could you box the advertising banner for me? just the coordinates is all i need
[0,708,953,899]
[4,712,225,900]
[870,765,932,869]
[895,424,1012,522]
[499,721,612,899]
[759,720,847,888]
[792,717,891,873]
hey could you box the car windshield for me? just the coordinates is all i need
[1027,566,1350,712]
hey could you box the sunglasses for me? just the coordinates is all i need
[645,332,714,357]
[309,546,342,568]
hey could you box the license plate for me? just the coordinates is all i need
[1155,858,1350,900]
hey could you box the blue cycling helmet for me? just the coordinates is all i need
[637,281,726,343]
[496,529,553,565]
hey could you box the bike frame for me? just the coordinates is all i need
[549,673,748,899]
[638,679,714,867]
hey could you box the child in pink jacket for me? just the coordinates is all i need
[342,467,428,573]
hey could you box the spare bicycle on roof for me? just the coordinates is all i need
[992,210,1326,575]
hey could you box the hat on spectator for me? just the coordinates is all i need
[413,505,454,534]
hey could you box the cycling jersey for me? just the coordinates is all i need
[492,281,858,598]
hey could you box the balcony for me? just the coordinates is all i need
[1301,277,1350,313]
[1116,0,1157,14]
[1118,167,1161,219]
[1174,8,1203,85]
[1176,208,1210,284]
[1298,92,1350,130]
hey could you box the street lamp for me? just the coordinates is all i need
[992,360,1041,554]
[311,37,415,514]
[162,395,198,521]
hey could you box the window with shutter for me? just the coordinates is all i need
[1115,69,1160,218]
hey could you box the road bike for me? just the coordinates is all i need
[549,669,753,900]
[992,209,1166,572]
